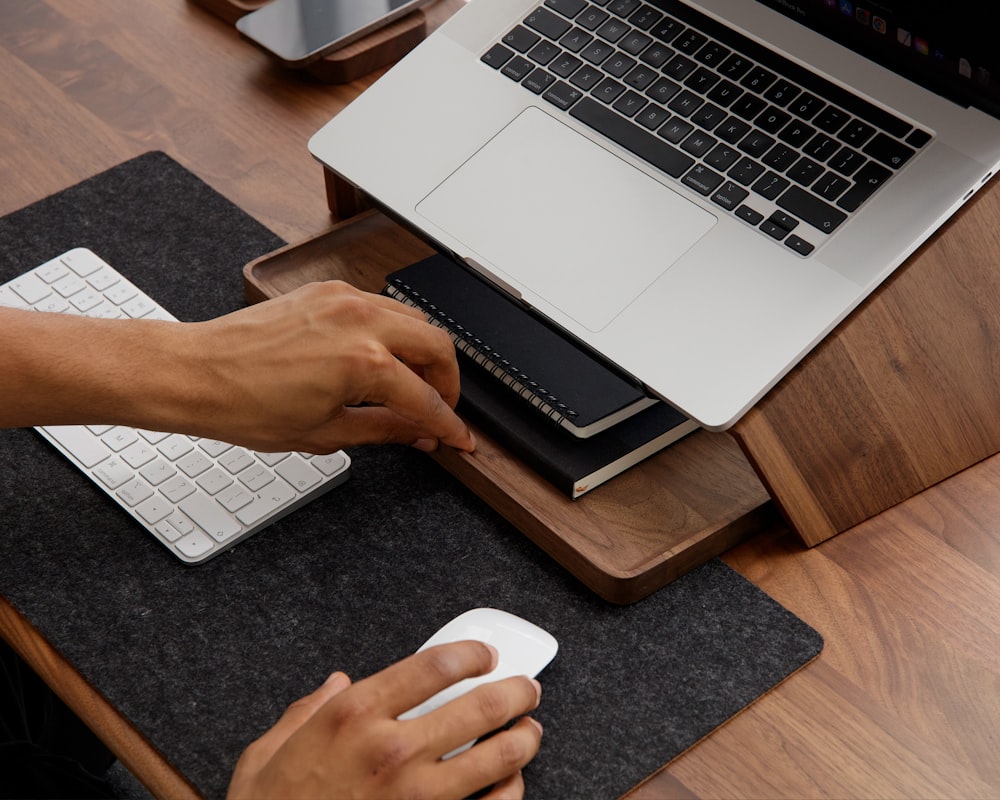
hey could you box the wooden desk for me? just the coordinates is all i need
[0,1,997,797]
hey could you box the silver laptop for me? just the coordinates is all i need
[309,0,1000,431]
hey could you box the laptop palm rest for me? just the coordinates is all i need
[416,107,716,332]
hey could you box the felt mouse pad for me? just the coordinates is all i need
[0,152,823,799]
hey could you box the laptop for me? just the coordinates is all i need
[309,0,1000,431]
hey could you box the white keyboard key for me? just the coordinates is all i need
[35,296,70,314]
[239,464,274,492]
[117,478,154,507]
[36,259,70,283]
[219,448,254,474]
[138,429,171,444]
[93,458,135,490]
[70,288,105,313]
[180,494,241,541]
[154,520,183,542]
[42,425,110,469]
[218,484,254,513]
[53,274,87,297]
[121,441,156,469]
[61,249,103,277]
[122,296,155,318]
[86,425,113,435]
[314,452,348,476]
[140,459,176,486]
[196,467,233,496]
[236,481,296,526]
[0,286,29,308]
[198,439,233,458]
[88,302,124,319]
[10,274,51,305]
[87,269,119,292]
[105,283,138,305]
[175,530,215,559]
[166,512,194,536]
[159,434,194,461]
[136,497,172,525]
[161,475,196,503]
[178,450,212,477]
[275,455,322,493]
[101,426,138,452]
[255,451,291,467]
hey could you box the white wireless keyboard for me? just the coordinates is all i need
[0,247,351,564]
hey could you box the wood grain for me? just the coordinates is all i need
[731,189,1000,545]
[1,1,998,797]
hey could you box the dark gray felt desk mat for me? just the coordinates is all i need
[0,153,823,798]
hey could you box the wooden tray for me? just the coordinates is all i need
[243,211,775,604]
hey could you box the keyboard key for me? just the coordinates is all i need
[785,234,815,256]
[777,186,847,233]
[545,0,588,18]
[837,162,891,212]
[544,81,585,110]
[863,132,915,169]
[10,275,51,305]
[236,481,297,526]
[43,425,110,469]
[503,25,542,53]
[117,478,154,508]
[275,456,323,493]
[525,7,573,40]
[175,530,215,559]
[569,97,694,177]
[682,163,724,195]
[180,494,241,541]
[94,458,135,490]
[710,180,748,211]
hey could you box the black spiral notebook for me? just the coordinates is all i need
[385,255,699,496]
[384,254,661,438]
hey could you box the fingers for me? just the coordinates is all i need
[328,383,475,454]
[419,675,541,756]
[233,672,352,773]
[441,716,543,800]
[267,672,352,736]
[478,770,526,800]
[312,282,464,411]
[349,641,499,720]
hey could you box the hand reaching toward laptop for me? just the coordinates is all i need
[0,280,475,455]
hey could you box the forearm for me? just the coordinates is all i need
[0,308,201,432]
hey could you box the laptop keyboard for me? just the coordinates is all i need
[0,248,352,564]
[481,0,933,256]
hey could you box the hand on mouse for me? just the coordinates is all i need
[0,281,475,454]
[226,641,543,800]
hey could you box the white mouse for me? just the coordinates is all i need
[398,608,557,755]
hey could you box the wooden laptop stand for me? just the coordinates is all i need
[244,167,1000,603]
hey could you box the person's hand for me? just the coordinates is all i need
[226,641,543,800]
[172,280,476,454]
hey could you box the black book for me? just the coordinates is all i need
[383,254,657,438]
[384,256,699,497]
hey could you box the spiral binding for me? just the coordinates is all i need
[385,277,580,427]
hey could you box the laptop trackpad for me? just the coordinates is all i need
[416,107,716,332]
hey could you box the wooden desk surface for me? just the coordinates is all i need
[1,2,997,798]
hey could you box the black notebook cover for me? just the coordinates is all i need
[459,351,698,497]
[385,255,698,496]
[384,255,658,437]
